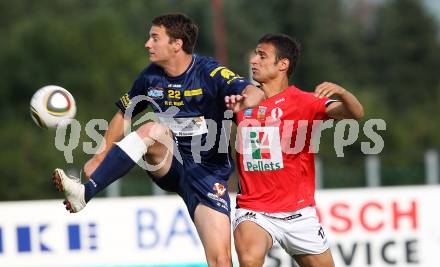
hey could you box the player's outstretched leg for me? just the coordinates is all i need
[52,131,148,213]
[52,168,86,213]
[52,122,172,213]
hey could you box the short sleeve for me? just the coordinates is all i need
[311,97,338,120]
[115,69,150,118]
[204,58,252,97]
[293,90,337,121]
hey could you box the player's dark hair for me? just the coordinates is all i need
[258,34,300,78]
[152,13,198,54]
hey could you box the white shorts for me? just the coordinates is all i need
[233,206,329,256]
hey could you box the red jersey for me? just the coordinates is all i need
[236,85,334,212]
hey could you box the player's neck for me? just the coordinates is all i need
[261,76,289,98]
[162,53,193,77]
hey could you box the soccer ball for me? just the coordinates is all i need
[30,85,77,128]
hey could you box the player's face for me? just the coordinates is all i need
[145,25,176,65]
[249,43,280,83]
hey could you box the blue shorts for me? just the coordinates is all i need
[151,149,231,221]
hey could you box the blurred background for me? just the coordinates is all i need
[0,0,439,200]
[1,1,440,267]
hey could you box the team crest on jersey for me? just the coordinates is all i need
[147,87,164,99]
[257,106,267,119]
[271,107,283,119]
[213,183,226,197]
[244,108,253,117]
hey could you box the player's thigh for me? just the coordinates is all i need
[293,249,335,267]
[137,122,174,177]
[234,220,272,266]
[193,204,231,259]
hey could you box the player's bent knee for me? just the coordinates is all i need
[136,122,168,142]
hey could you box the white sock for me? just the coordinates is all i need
[115,132,148,162]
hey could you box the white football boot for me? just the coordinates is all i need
[52,168,86,213]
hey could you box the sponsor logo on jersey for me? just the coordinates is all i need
[209,66,225,77]
[242,127,284,172]
[275,97,285,105]
[184,88,203,97]
[210,66,243,84]
[164,101,184,106]
[120,93,131,109]
[244,108,253,117]
[213,183,226,197]
[250,131,271,159]
[271,107,283,119]
[147,87,164,99]
[168,83,182,88]
[158,116,208,136]
[257,106,267,119]
[246,160,282,171]
[220,68,236,80]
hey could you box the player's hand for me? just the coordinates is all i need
[314,82,346,98]
[83,156,103,179]
[225,93,248,113]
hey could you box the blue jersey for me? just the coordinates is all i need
[116,54,251,179]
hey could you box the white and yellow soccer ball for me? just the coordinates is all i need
[30,85,77,128]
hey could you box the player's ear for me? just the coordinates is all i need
[278,58,289,73]
[173,39,183,52]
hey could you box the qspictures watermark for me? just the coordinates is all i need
[54,97,385,170]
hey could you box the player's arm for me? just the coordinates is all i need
[95,110,127,158]
[225,84,265,113]
[83,67,150,178]
[315,82,364,120]
[205,59,264,112]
